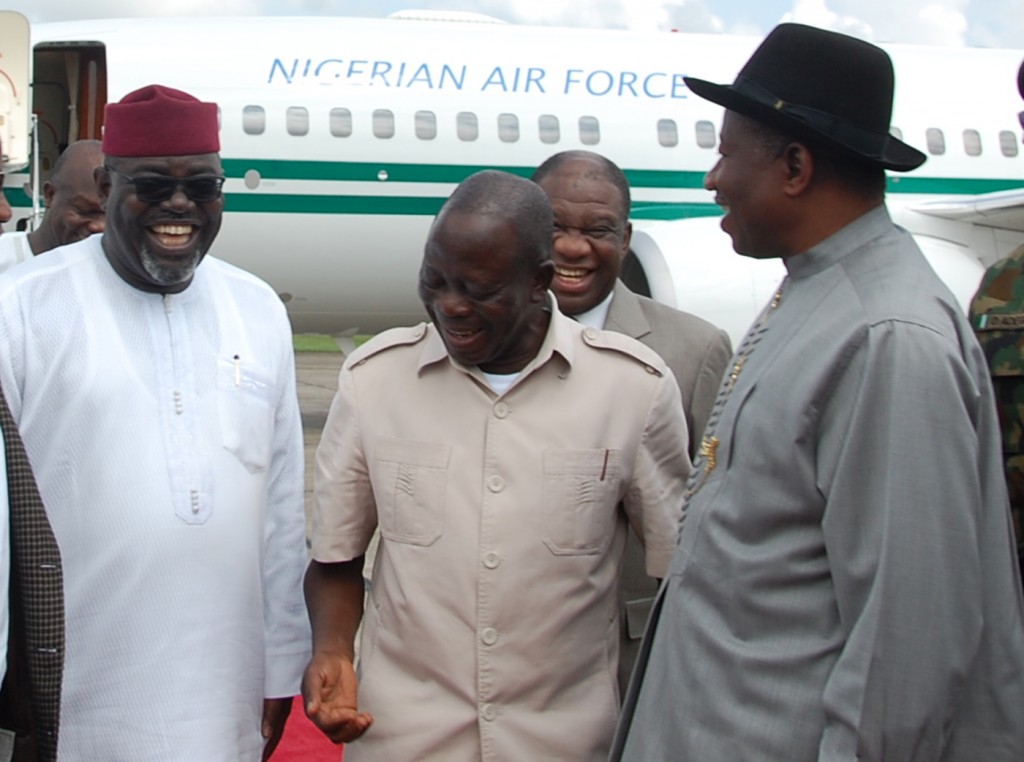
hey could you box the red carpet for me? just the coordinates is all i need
[274,696,344,761]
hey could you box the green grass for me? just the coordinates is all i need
[293,333,372,352]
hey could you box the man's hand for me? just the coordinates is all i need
[261,696,293,761]
[302,651,374,744]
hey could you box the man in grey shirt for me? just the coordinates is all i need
[612,23,1024,761]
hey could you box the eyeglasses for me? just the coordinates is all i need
[105,167,226,204]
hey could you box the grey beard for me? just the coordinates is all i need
[140,243,203,286]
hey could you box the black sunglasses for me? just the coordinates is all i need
[106,167,226,204]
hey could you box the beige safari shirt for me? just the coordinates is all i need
[312,304,690,761]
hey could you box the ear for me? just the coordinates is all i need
[780,142,815,198]
[95,165,112,211]
[620,221,633,262]
[42,180,57,207]
[533,260,555,300]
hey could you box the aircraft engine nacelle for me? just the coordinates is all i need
[629,218,786,347]
[630,217,987,347]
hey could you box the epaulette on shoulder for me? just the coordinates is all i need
[579,326,665,377]
[343,323,428,370]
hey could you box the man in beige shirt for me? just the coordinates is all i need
[303,170,690,761]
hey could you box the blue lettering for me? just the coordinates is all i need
[314,59,345,79]
[440,64,466,90]
[371,61,393,87]
[618,71,639,97]
[643,72,667,98]
[268,58,298,84]
[347,60,368,81]
[563,68,584,94]
[407,63,434,88]
[586,70,614,96]
[525,67,546,93]
[482,66,509,92]
[671,73,688,99]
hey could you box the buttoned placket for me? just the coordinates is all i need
[157,294,212,524]
[477,392,512,756]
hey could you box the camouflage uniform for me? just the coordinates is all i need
[970,243,1024,575]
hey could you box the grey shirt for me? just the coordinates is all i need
[612,206,1024,761]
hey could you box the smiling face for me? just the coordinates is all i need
[43,143,106,247]
[704,111,790,259]
[535,157,631,316]
[418,209,553,374]
[98,152,224,294]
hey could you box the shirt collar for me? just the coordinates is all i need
[784,204,892,281]
[416,292,576,382]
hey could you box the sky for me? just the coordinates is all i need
[3,0,1022,50]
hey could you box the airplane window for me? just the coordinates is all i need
[890,126,903,141]
[999,130,1019,157]
[657,119,678,148]
[695,120,716,148]
[457,112,479,141]
[539,114,560,144]
[963,129,982,157]
[579,116,600,145]
[498,113,520,143]
[242,105,266,136]
[287,107,310,137]
[925,128,945,156]
[416,111,437,140]
[373,109,396,139]
[330,108,353,138]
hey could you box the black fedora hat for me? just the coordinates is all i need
[684,23,926,172]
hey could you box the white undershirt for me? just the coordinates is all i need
[570,290,615,329]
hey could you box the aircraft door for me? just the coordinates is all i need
[32,42,107,177]
[0,11,31,171]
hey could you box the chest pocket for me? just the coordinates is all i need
[542,448,622,555]
[375,438,450,546]
[217,357,277,473]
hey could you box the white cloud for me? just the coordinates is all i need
[782,0,874,39]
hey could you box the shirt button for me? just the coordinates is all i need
[482,551,500,569]
[481,627,498,646]
[487,475,504,493]
[644,365,658,375]
[481,703,497,721]
[583,327,598,341]
[493,401,509,419]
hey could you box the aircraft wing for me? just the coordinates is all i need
[910,188,1024,233]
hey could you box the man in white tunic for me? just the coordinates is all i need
[0,84,310,760]
[612,24,1024,761]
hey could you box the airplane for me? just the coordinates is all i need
[1,9,1022,346]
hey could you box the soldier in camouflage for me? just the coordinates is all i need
[971,243,1024,577]
[969,60,1024,576]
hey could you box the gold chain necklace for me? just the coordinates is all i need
[689,287,784,496]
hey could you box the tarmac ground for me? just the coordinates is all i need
[295,349,345,532]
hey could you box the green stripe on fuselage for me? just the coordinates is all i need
[6,159,1018,220]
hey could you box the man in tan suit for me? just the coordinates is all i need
[532,151,732,690]
[303,170,690,760]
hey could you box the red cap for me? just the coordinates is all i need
[102,84,219,157]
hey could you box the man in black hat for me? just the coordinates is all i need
[611,23,1024,761]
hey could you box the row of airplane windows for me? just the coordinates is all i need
[239,105,1022,159]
